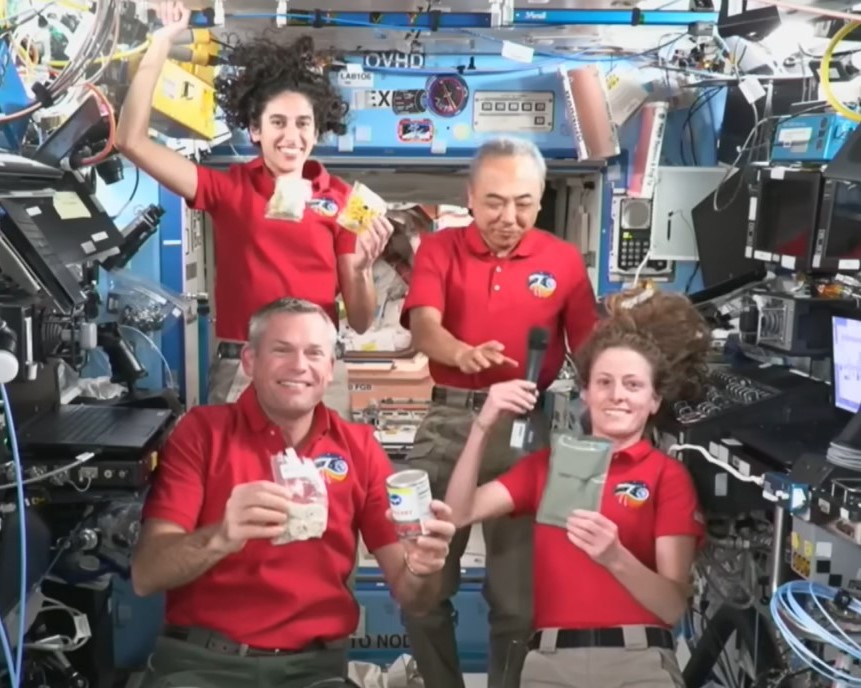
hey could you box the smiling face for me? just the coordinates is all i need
[581,346,661,448]
[249,90,319,177]
[241,311,334,420]
[467,154,543,255]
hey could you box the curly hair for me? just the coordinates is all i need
[214,35,348,136]
[576,286,711,412]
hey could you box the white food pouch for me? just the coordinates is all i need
[336,181,388,235]
[265,177,313,221]
[270,448,329,545]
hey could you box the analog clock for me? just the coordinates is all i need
[426,74,469,118]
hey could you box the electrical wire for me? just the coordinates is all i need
[229,11,690,77]
[826,438,861,471]
[0,0,123,125]
[1,384,26,687]
[771,581,861,685]
[820,21,861,124]
[110,165,140,220]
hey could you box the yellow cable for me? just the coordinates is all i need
[34,0,92,12]
[820,20,861,124]
[47,39,149,67]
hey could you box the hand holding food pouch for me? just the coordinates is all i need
[336,181,388,235]
[536,434,612,529]
[270,448,328,544]
[265,177,313,221]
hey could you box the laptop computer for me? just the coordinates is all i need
[731,312,857,467]
[18,405,172,455]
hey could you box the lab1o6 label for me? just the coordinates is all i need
[337,70,375,89]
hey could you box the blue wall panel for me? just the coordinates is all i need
[92,163,166,389]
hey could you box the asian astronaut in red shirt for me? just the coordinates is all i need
[445,288,709,688]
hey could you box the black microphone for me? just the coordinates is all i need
[510,327,549,450]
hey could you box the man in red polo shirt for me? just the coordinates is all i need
[132,297,456,688]
[400,137,598,688]
[116,1,392,411]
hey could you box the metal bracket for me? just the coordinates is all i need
[490,0,514,27]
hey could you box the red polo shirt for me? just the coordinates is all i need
[401,224,597,390]
[141,387,398,650]
[497,440,704,630]
[190,160,355,341]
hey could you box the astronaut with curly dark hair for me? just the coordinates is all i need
[117,0,393,409]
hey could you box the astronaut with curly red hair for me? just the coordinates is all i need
[446,287,709,688]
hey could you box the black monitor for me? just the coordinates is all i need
[13,173,124,266]
[33,97,103,168]
[811,178,861,273]
[0,198,87,314]
[691,169,766,293]
[745,166,821,271]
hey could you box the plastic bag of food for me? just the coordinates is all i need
[270,448,328,544]
[336,181,388,234]
[265,177,313,221]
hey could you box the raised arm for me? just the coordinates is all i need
[115,1,199,201]
[446,380,542,527]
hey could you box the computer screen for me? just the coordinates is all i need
[833,315,861,413]
[822,180,861,263]
[753,173,820,262]
[692,171,764,290]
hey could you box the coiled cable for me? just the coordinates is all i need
[770,580,861,685]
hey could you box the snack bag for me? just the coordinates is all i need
[270,448,328,544]
[336,181,388,234]
[265,177,313,221]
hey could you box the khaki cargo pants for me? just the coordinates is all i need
[402,391,548,688]
[521,630,684,688]
[207,341,352,419]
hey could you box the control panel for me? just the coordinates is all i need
[771,113,855,164]
[609,196,671,277]
[8,455,156,493]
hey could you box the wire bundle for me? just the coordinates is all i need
[0,0,123,126]
[770,580,861,685]
[0,385,27,688]
[827,440,861,472]
[698,541,760,610]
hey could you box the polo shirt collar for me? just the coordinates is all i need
[238,386,331,444]
[613,439,653,463]
[464,222,538,258]
[247,157,332,198]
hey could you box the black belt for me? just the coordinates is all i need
[217,342,244,359]
[432,386,545,411]
[528,627,674,651]
[163,625,332,657]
